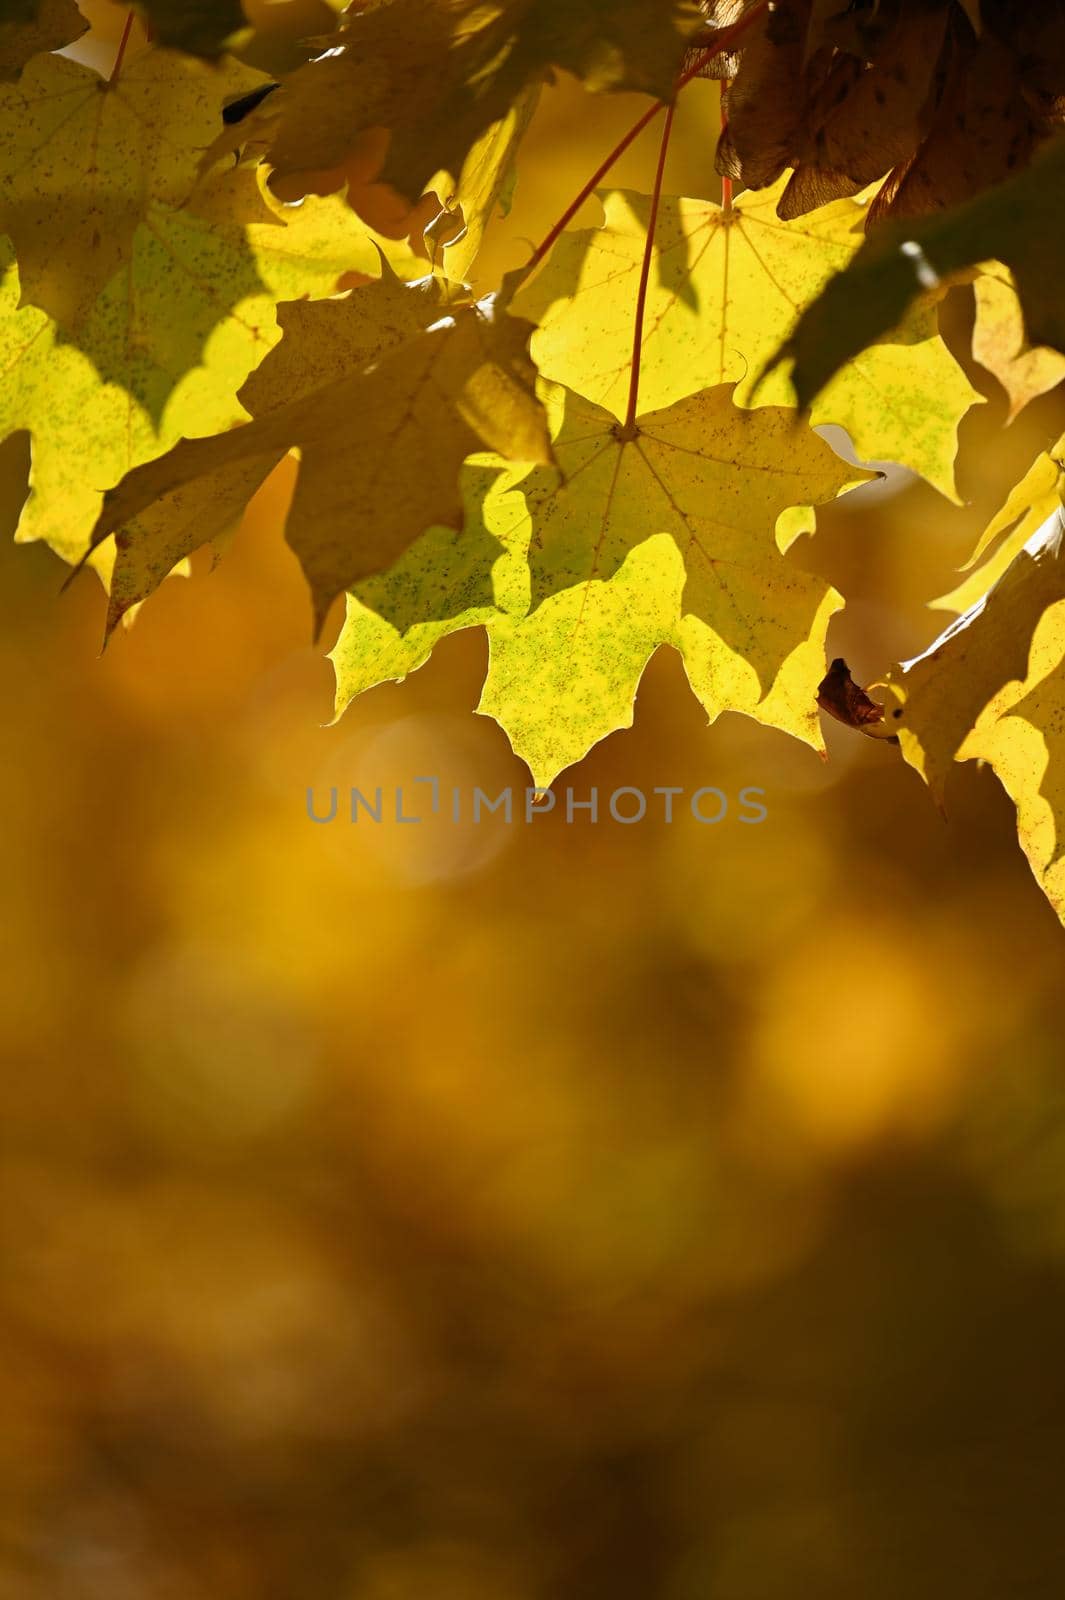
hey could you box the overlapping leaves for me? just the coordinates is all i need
[83,265,552,632]
[334,384,867,784]
[4,1,1065,929]
[776,134,1065,410]
[1,159,424,567]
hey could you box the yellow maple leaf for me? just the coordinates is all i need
[934,432,1065,615]
[962,598,1065,927]
[514,176,980,500]
[777,136,1065,418]
[972,264,1065,424]
[423,87,540,283]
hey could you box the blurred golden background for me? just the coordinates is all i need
[3,4,1065,1595]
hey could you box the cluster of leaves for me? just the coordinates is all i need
[3,0,1065,923]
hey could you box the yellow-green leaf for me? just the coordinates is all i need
[1,176,419,566]
[777,134,1065,412]
[0,46,266,325]
[335,383,869,785]
[330,460,516,708]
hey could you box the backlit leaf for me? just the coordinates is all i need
[972,265,1065,423]
[885,506,1065,924]
[0,174,418,565]
[334,383,870,785]
[0,46,266,326]
[777,134,1065,410]
[934,435,1065,615]
[514,177,979,499]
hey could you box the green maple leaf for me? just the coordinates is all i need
[0,47,268,327]
[514,176,981,500]
[884,505,1065,926]
[1,172,422,566]
[776,133,1065,410]
[334,384,871,786]
[83,272,552,633]
[267,0,704,203]
[0,0,86,80]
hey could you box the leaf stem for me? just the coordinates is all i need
[513,2,767,292]
[515,99,667,286]
[622,100,675,433]
[109,10,136,83]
